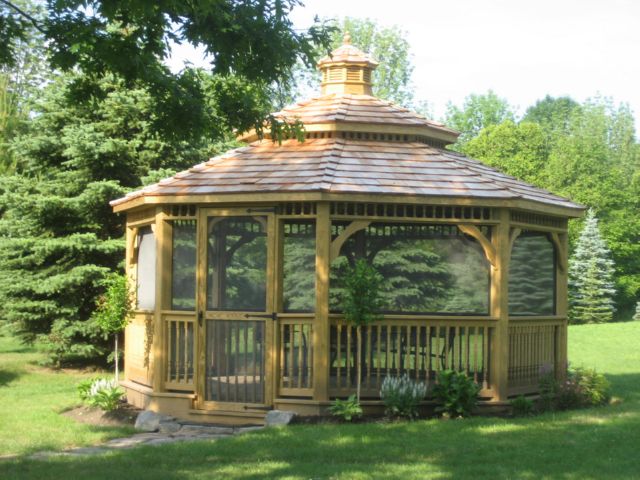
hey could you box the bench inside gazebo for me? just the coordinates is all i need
[111,36,583,424]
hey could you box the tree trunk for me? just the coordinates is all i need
[114,334,119,383]
[356,325,362,403]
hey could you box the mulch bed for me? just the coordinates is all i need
[61,402,141,427]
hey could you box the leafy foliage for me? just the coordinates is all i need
[510,395,534,417]
[0,0,334,141]
[538,367,611,411]
[92,273,133,335]
[380,374,427,419]
[341,259,384,328]
[77,377,124,412]
[432,370,480,418]
[445,91,516,147]
[463,96,639,317]
[569,210,617,324]
[328,394,363,422]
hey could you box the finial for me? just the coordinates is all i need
[343,31,351,45]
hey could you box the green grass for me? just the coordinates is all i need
[2,322,640,479]
[0,335,134,457]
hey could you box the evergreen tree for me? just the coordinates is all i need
[569,210,617,324]
[0,72,232,365]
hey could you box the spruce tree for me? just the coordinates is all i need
[0,73,231,365]
[569,210,617,323]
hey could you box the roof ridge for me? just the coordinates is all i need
[318,138,346,189]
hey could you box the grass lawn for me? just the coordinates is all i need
[1,322,640,479]
[0,335,134,457]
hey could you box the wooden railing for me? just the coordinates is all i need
[328,318,495,398]
[164,314,195,390]
[508,318,564,394]
[278,318,314,396]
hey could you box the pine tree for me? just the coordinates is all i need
[569,210,617,323]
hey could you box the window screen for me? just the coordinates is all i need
[171,220,197,310]
[136,226,156,310]
[509,232,556,315]
[330,222,490,315]
[283,220,316,312]
[207,217,267,311]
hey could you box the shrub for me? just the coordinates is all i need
[432,370,480,418]
[328,394,363,422]
[78,377,124,412]
[510,395,534,417]
[380,374,427,419]
[537,366,611,411]
[574,367,611,406]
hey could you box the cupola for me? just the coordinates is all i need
[317,32,378,95]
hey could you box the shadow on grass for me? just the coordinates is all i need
[0,369,20,387]
[2,376,640,479]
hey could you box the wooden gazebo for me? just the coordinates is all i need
[111,37,584,424]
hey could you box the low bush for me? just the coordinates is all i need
[538,366,610,411]
[432,370,480,418]
[77,377,124,412]
[380,374,427,419]
[510,395,534,417]
[328,394,363,422]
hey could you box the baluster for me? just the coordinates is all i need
[298,324,303,389]
[337,324,342,389]
[289,323,295,389]
[482,327,489,390]
[346,325,352,389]
[244,322,249,400]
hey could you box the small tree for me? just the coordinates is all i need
[341,259,384,402]
[92,273,134,381]
[569,210,616,323]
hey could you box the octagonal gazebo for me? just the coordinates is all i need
[111,37,584,424]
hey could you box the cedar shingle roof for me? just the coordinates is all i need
[275,94,454,132]
[110,138,581,212]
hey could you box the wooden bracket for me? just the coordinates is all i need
[458,224,497,267]
[508,227,522,257]
[329,220,371,262]
[550,232,568,273]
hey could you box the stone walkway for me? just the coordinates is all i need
[23,424,264,460]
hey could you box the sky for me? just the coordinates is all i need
[168,0,640,126]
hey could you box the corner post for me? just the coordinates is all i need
[151,207,169,392]
[490,208,511,401]
[313,202,331,402]
[555,230,569,380]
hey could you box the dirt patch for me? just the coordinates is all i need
[62,403,141,427]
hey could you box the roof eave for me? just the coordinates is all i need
[111,190,585,218]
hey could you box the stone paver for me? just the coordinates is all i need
[20,421,265,460]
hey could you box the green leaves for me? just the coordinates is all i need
[341,259,384,327]
[92,273,134,336]
[1,0,334,141]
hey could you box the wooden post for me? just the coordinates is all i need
[124,222,134,384]
[490,208,510,401]
[313,202,330,401]
[151,207,169,392]
[555,231,569,380]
